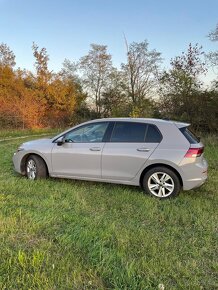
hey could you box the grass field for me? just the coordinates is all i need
[0,128,61,139]
[0,131,217,289]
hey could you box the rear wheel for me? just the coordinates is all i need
[26,155,47,180]
[142,166,181,198]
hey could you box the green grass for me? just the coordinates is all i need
[0,134,217,289]
[0,128,62,139]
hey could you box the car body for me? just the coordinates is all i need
[13,118,208,198]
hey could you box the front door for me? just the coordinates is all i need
[51,122,109,178]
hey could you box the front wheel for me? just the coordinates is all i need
[26,155,48,180]
[142,166,181,198]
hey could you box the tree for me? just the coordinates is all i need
[101,68,129,117]
[207,23,218,82]
[208,23,218,41]
[14,71,46,128]
[158,43,207,124]
[121,40,162,116]
[0,66,45,128]
[32,42,52,108]
[193,90,218,132]
[160,43,206,94]
[79,44,113,115]
[0,42,86,128]
[61,58,78,82]
[0,44,17,127]
[32,42,51,83]
[0,43,16,67]
[59,60,87,126]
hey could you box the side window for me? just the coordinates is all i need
[111,122,147,142]
[64,122,109,143]
[145,124,162,143]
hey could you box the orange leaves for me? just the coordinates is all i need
[0,42,85,128]
[0,63,84,128]
[0,67,45,128]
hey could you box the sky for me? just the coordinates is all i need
[0,0,217,81]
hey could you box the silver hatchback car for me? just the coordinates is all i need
[13,118,208,198]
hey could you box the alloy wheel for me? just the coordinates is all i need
[148,172,175,197]
[26,159,37,180]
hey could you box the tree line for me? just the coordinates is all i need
[0,24,217,132]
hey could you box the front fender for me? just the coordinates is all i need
[20,150,52,174]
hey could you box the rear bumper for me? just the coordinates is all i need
[181,158,208,191]
[183,174,207,190]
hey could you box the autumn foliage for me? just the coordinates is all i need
[0,43,85,128]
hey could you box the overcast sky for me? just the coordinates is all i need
[0,0,217,81]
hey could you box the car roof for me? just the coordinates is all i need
[89,118,190,128]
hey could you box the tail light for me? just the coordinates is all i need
[185,147,204,158]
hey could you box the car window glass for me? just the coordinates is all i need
[179,127,200,144]
[65,122,109,143]
[145,124,162,143]
[111,122,147,142]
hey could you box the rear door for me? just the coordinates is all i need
[102,122,162,181]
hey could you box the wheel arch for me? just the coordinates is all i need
[139,163,183,189]
[20,153,49,176]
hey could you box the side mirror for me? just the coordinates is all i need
[57,136,65,146]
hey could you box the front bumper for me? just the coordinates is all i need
[13,151,24,174]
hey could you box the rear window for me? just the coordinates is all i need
[180,127,200,144]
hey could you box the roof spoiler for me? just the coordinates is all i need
[174,121,190,129]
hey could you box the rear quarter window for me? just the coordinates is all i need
[145,124,162,143]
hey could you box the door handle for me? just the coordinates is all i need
[89,147,101,151]
[137,148,150,152]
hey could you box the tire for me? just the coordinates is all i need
[142,166,181,198]
[26,155,48,180]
